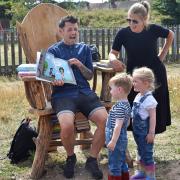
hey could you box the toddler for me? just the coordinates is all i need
[106,73,132,180]
[131,67,157,180]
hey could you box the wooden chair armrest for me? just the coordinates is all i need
[21,76,37,81]
[93,62,115,102]
[94,64,114,73]
[20,76,46,109]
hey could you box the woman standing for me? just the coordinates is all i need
[109,1,174,134]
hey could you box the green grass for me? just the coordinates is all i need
[71,9,170,28]
[0,64,180,179]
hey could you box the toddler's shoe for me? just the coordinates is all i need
[130,170,146,180]
[145,176,156,180]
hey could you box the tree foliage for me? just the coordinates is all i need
[152,0,180,24]
[0,1,12,19]
[0,0,58,25]
[0,0,179,28]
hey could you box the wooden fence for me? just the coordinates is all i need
[0,25,179,75]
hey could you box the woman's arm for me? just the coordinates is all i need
[108,49,125,72]
[158,30,174,61]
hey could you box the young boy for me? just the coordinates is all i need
[106,73,132,180]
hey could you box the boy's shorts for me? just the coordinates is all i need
[51,92,105,118]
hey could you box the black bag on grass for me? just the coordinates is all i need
[7,118,38,164]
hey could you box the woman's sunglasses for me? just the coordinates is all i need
[126,18,139,25]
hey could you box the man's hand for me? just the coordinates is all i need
[108,60,125,72]
[68,58,82,68]
[52,79,64,86]
[68,58,93,80]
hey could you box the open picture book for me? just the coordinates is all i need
[36,50,77,85]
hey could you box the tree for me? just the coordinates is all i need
[0,1,12,19]
[152,0,180,24]
[4,0,58,26]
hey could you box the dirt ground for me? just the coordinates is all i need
[165,161,180,180]
[17,146,180,180]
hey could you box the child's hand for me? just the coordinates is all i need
[146,133,155,143]
[107,141,116,151]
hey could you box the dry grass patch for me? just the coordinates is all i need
[0,64,180,179]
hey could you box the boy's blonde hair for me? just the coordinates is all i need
[109,73,132,94]
[132,67,155,91]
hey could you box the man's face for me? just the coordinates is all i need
[60,22,79,45]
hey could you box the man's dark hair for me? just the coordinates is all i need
[59,15,78,28]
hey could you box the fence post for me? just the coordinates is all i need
[3,31,8,75]
[171,25,176,62]
[83,29,87,44]
[18,32,23,65]
[101,29,105,59]
[107,28,111,56]
[89,29,93,44]
[176,25,179,61]
[11,30,16,74]
[95,29,99,50]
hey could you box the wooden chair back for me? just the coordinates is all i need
[16,3,68,110]
[16,3,68,63]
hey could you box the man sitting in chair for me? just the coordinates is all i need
[48,15,107,179]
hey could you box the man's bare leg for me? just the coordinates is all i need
[58,112,75,156]
[89,108,107,157]
[58,112,76,178]
[85,108,107,179]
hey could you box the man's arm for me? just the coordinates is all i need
[68,58,93,80]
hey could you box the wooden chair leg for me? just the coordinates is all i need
[31,115,52,179]
[80,130,93,150]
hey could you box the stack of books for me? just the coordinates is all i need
[17,64,37,78]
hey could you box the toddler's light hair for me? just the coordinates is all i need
[109,73,133,94]
[132,67,155,91]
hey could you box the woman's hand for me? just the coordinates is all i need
[109,60,125,72]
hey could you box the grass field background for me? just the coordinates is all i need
[0,64,180,179]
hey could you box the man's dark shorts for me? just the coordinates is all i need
[51,92,105,118]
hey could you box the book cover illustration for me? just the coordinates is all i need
[36,51,76,85]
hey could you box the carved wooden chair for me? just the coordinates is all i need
[16,3,115,179]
